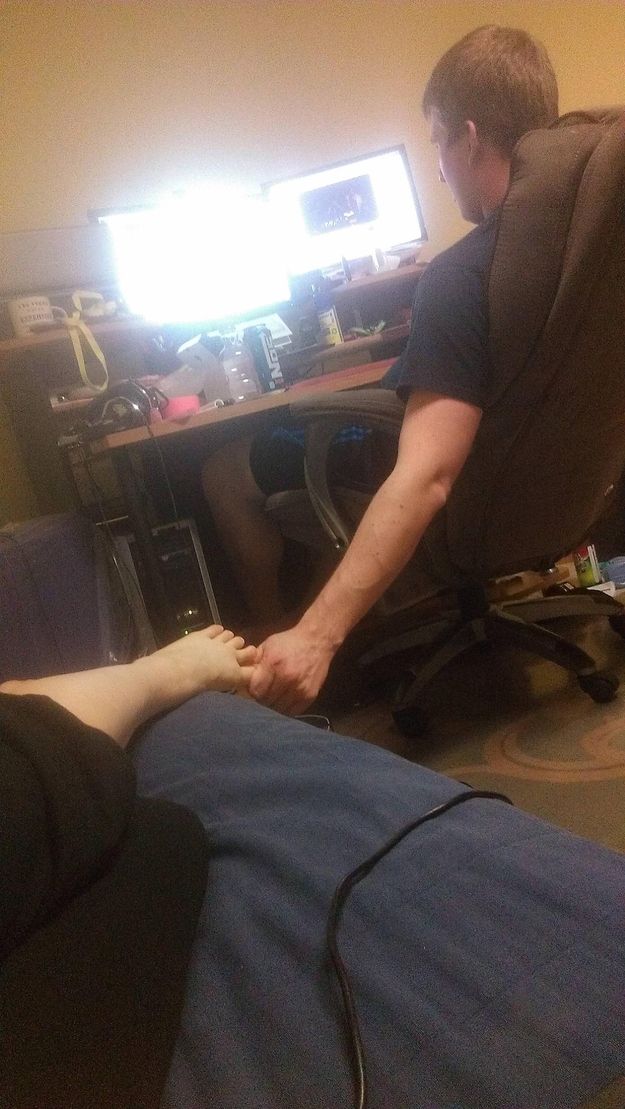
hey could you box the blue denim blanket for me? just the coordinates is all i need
[134,694,625,1109]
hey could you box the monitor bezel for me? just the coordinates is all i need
[261,143,428,256]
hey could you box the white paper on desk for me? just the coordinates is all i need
[236,313,292,346]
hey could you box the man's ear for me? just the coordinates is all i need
[466,120,480,164]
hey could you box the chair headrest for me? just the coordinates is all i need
[487,106,625,405]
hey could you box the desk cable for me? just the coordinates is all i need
[145,419,181,525]
[327,787,513,1109]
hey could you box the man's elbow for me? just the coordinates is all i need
[386,473,450,556]
[385,465,453,523]
[425,473,454,518]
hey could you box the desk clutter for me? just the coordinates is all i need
[0,142,429,525]
[58,324,287,444]
[46,257,423,444]
[1,257,423,422]
[0,253,423,534]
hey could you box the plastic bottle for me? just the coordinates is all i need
[221,335,262,403]
[169,334,230,405]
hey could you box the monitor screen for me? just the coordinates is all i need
[263,145,427,276]
[94,190,292,327]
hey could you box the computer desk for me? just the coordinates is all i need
[88,357,394,453]
[87,358,394,643]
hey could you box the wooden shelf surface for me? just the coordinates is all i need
[88,359,394,453]
[332,261,426,300]
[310,324,409,365]
[0,263,426,360]
[0,316,151,359]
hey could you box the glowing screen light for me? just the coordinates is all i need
[265,146,427,276]
[99,188,292,325]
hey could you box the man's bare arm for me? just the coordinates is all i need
[249,391,482,713]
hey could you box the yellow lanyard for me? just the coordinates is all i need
[62,315,109,392]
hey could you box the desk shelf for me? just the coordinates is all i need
[0,316,152,363]
[328,261,424,344]
[0,316,156,516]
[331,261,426,301]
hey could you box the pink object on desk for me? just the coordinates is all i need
[162,395,201,420]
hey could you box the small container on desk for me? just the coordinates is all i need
[573,543,602,587]
[242,325,284,392]
[313,277,344,347]
[317,304,344,346]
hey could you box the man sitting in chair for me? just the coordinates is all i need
[247,25,560,715]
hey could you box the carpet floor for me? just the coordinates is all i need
[331,612,625,852]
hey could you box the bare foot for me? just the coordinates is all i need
[153,624,258,701]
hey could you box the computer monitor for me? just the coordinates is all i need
[263,145,427,276]
[93,190,292,328]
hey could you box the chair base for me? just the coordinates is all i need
[357,585,623,736]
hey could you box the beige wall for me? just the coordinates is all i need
[1,0,624,522]
[2,0,624,255]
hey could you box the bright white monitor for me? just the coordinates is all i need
[264,145,427,276]
[97,190,291,326]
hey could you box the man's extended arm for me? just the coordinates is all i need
[249,390,482,714]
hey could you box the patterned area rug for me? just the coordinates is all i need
[332,613,625,851]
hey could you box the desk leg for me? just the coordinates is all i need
[113,449,174,646]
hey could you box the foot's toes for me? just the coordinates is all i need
[205,624,224,638]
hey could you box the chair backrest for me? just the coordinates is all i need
[423,107,625,584]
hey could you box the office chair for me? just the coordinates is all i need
[266,107,625,735]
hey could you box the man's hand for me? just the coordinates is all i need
[249,625,334,714]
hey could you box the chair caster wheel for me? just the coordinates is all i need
[577,670,619,703]
[391,673,429,737]
[391,680,429,736]
[609,613,625,640]
[392,704,429,737]
[295,714,332,731]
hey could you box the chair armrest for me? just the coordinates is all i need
[287,389,404,551]
[289,388,404,431]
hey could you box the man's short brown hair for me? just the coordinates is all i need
[422,25,559,156]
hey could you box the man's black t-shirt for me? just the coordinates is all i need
[382,211,498,405]
[250,214,499,496]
